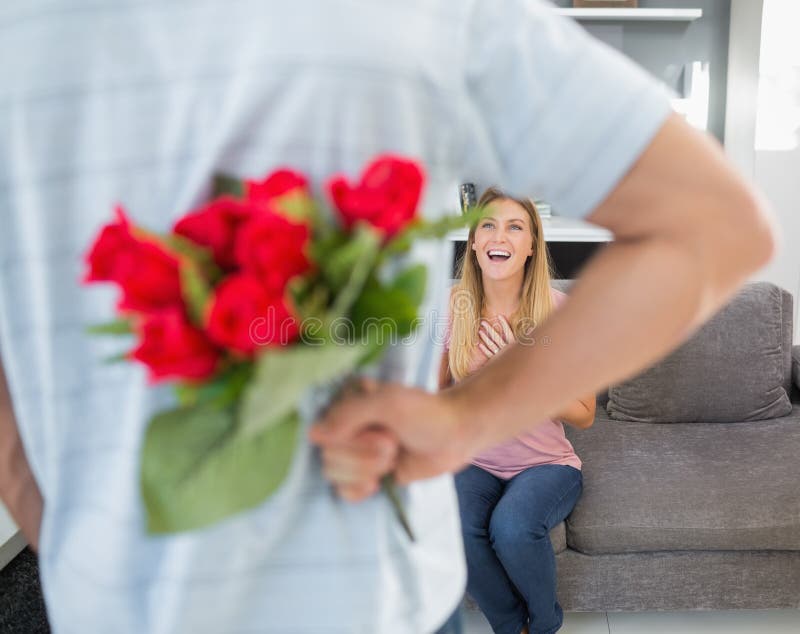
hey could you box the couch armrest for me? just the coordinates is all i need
[793,345,800,391]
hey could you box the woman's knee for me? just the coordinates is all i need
[488,508,549,551]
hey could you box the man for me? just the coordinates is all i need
[0,1,776,632]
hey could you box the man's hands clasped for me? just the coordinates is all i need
[309,378,472,502]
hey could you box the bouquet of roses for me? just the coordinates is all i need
[82,155,480,537]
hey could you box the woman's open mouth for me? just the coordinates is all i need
[487,249,511,262]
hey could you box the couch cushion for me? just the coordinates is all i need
[793,345,800,392]
[607,282,793,423]
[563,406,800,554]
[550,521,567,555]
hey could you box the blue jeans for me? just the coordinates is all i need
[455,464,583,634]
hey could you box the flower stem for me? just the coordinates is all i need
[381,474,415,542]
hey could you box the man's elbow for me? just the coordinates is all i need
[574,405,596,430]
[714,188,780,276]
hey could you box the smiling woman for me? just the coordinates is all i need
[441,186,595,634]
[447,187,555,381]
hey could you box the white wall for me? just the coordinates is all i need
[726,0,800,342]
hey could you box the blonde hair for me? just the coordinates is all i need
[448,187,555,381]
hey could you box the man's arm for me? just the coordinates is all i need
[449,113,777,453]
[312,113,778,485]
[0,357,43,551]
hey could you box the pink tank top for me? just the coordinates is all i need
[445,287,582,479]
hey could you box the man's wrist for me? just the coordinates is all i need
[439,385,486,463]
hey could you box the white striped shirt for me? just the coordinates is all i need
[0,1,670,631]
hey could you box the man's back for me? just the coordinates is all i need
[0,1,671,631]
[2,2,473,630]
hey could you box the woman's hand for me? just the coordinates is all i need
[478,315,515,360]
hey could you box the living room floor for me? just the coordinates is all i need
[463,607,800,633]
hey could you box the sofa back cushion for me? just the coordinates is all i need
[550,279,610,406]
[607,282,793,423]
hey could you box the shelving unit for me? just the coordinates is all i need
[556,8,702,21]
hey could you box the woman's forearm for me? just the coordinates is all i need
[555,398,594,429]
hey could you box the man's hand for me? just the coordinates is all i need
[310,384,470,486]
[319,428,399,502]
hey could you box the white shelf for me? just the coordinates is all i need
[557,8,702,21]
[447,216,612,243]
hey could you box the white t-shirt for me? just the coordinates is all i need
[0,1,670,631]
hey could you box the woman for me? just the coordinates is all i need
[442,187,595,634]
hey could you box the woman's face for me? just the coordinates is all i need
[471,198,534,282]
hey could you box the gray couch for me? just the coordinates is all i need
[551,281,800,611]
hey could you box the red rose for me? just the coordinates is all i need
[326,155,424,239]
[245,169,309,203]
[206,274,299,355]
[130,308,221,383]
[83,206,183,313]
[83,206,138,283]
[115,240,184,313]
[234,209,311,292]
[173,196,253,270]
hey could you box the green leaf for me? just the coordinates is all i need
[180,259,213,325]
[174,364,253,410]
[356,331,389,367]
[273,191,318,223]
[212,173,245,199]
[309,233,340,266]
[86,319,133,336]
[166,234,214,265]
[351,283,418,339]
[141,403,299,533]
[391,264,427,307]
[317,224,380,294]
[174,384,199,407]
[287,275,331,322]
[166,234,221,321]
[102,351,129,364]
[327,224,381,319]
[238,343,365,438]
[296,284,330,322]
